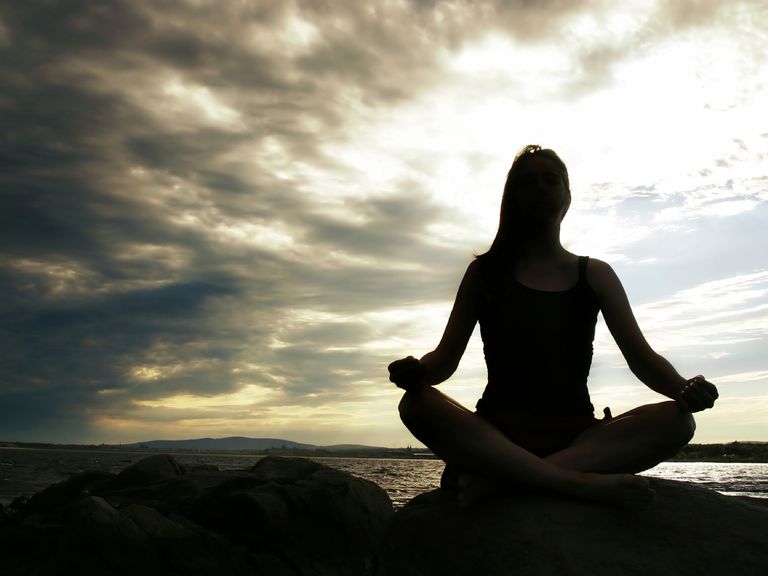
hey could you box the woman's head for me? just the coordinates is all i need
[502,145,570,222]
[485,145,571,257]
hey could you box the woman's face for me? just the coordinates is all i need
[510,155,570,223]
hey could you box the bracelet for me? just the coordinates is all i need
[680,375,704,396]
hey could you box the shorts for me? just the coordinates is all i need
[478,407,602,457]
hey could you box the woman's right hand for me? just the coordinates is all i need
[388,356,427,391]
[676,375,719,412]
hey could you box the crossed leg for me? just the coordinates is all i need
[546,401,695,473]
[399,385,694,506]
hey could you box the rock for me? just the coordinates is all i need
[0,455,394,576]
[192,456,394,576]
[380,478,768,576]
[26,471,116,512]
[3,455,766,576]
[113,453,186,486]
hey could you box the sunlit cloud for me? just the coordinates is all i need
[636,271,768,348]
[162,80,244,130]
[134,383,281,409]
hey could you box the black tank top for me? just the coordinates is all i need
[475,255,599,420]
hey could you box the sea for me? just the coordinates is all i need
[1,447,766,509]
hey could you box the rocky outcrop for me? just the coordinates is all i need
[0,454,393,576]
[2,455,767,576]
[380,479,768,576]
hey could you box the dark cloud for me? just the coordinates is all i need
[0,1,556,440]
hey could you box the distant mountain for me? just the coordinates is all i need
[126,437,318,451]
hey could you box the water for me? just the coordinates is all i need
[641,461,768,500]
[324,458,768,507]
[0,447,766,509]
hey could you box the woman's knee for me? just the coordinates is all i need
[398,386,443,429]
[633,401,695,450]
[679,410,696,443]
[662,402,696,447]
[398,388,425,427]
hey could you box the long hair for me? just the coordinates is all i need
[478,145,571,265]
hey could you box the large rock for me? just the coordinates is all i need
[0,455,393,576]
[381,478,768,576]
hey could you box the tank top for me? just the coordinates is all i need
[475,255,599,420]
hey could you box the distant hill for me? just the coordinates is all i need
[123,437,395,452]
[125,437,319,451]
[0,437,421,457]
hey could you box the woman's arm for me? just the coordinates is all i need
[389,260,481,390]
[587,258,718,412]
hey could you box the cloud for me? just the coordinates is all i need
[1,0,766,443]
[591,269,768,352]
[641,276,768,342]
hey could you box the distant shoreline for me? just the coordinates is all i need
[1,440,767,463]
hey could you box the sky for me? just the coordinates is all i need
[1,0,766,446]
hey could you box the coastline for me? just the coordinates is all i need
[2,445,767,509]
[1,440,767,462]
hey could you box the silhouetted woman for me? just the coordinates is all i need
[389,145,718,506]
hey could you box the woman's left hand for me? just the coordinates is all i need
[676,375,719,412]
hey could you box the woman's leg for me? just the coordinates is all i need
[399,386,654,506]
[546,401,696,473]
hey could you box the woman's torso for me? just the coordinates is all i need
[475,254,600,420]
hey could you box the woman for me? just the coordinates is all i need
[389,145,718,507]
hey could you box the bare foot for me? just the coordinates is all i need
[569,472,656,509]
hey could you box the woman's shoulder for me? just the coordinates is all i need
[462,255,498,300]
[584,257,623,295]
[584,256,611,273]
[464,257,486,286]
[468,253,502,284]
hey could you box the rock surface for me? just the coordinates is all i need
[380,478,768,576]
[0,454,393,576]
[2,455,767,576]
